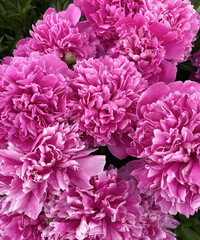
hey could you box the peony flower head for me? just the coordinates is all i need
[70,55,147,148]
[111,14,177,84]
[14,4,99,60]
[110,0,200,83]
[0,52,73,151]
[43,167,143,240]
[0,123,105,219]
[79,0,144,42]
[128,81,200,216]
[0,197,46,240]
[138,0,200,63]
[42,164,178,239]
[80,0,199,65]
[119,161,178,240]
[139,195,178,240]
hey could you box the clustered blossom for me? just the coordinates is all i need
[0,52,73,151]
[128,81,200,216]
[78,0,199,83]
[70,55,147,148]
[14,4,99,61]
[0,0,199,238]
[0,123,105,219]
[119,162,178,240]
[140,0,200,63]
[78,0,199,58]
[111,14,177,84]
[0,200,47,240]
[42,166,177,240]
[140,195,178,240]
[77,0,144,42]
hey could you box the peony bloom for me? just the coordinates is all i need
[80,0,199,83]
[70,55,147,150]
[80,0,199,56]
[128,81,200,216]
[111,14,177,84]
[43,167,143,240]
[0,123,105,219]
[138,0,200,63]
[0,52,73,151]
[14,4,99,60]
[0,204,46,240]
[139,195,178,240]
[119,161,178,240]
[79,0,144,42]
[42,164,177,240]
[110,0,200,83]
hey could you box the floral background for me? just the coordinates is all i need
[0,0,200,239]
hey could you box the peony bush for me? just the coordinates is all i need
[0,0,200,239]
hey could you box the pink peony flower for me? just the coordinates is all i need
[80,0,199,83]
[14,4,99,60]
[0,123,105,219]
[139,0,200,63]
[139,195,178,240]
[80,0,144,42]
[0,52,73,151]
[119,161,178,240]
[128,81,200,216]
[0,197,46,240]
[111,14,177,84]
[69,55,147,149]
[82,0,199,60]
[43,167,143,240]
[42,164,178,239]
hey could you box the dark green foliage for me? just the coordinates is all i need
[192,0,200,12]
[173,212,200,240]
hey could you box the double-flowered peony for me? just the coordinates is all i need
[77,0,144,42]
[139,0,200,64]
[14,4,99,60]
[0,52,73,151]
[119,161,179,240]
[128,81,200,216]
[69,55,147,153]
[78,0,199,83]
[43,167,143,240]
[42,165,177,240]
[0,199,47,240]
[0,123,105,219]
[111,14,177,84]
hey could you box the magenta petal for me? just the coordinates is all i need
[169,80,200,94]
[132,13,147,27]
[136,82,171,118]
[115,17,133,30]
[149,22,171,38]
[165,41,185,61]
[59,4,81,25]
[108,134,131,160]
[68,155,105,189]
[24,192,43,219]
[83,0,96,23]
[158,60,177,84]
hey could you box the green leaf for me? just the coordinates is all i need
[177,226,200,240]
[178,63,197,73]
